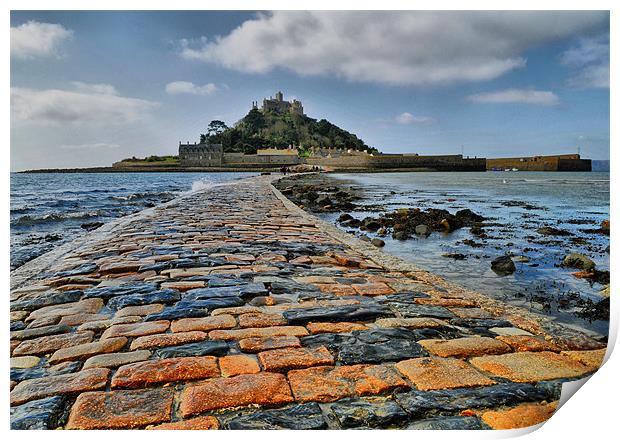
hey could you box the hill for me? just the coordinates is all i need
[201,109,378,155]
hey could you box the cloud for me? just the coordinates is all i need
[467,89,560,106]
[396,112,434,125]
[60,142,120,150]
[165,81,218,95]
[179,11,606,86]
[71,81,119,95]
[11,86,158,126]
[11,21,73,59]
[561,35,609,88]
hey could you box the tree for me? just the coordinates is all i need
[207,120,228,136]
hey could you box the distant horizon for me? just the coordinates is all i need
[11,11,610,171]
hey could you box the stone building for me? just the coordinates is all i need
[252,91,304,116]
[178,142,223,166]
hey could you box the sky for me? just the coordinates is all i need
[10,10,610,171]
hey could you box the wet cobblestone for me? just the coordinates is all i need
[9,175,604,429]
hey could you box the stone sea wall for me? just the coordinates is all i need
[10,175,606,430]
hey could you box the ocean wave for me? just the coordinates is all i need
[12,211,102,226]
[110,191,174,201]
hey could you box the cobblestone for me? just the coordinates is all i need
[9,175,607,430]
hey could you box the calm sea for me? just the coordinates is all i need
[326,171,610,337]
[10,172,257,270]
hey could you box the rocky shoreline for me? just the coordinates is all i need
[10,174,607,430]
[273,173,610,332]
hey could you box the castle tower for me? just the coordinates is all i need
[275,91,283,102]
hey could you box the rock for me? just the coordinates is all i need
[66,388,174,429]
[371,238,385,247]
[80,222,104,231]
[537,226,573,236]
[155,340,229,358]
[330,398,408,428]
[10,368,109,406]
[396,357,495,391]
[10,396,66,430]
[10,291,83,313]
[283,304,393,325]
[491,255,516,276]
[111,356,220,388]
[562,253,595,271]
[106,289,180,310]
[144,298,244,321]
[442,253,466,260]
[455,209,485,223]
[83,350,152,369]
[439,219,451,231]
[390,303,455,320]
[407,416,487,430]
[180,372,294,415]
[11,324,72,341]
[258,346,334,372]
[394,383,549,417]
[377,227,387,236]
[361,219,381,231]
[337,213,354,222]
[359,234,371,242]
[415,224,430,236]
[287,364,406,403]
[392,231,408,240]
[83,283,158,299]
[224,403,327,429]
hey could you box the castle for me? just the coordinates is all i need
[252,91,304,116]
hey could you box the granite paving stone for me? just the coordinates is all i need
[9,175,608,430]
[66,389,174,429]
[470,351,593,382]
[111,356,219,388]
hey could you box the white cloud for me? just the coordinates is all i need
[60,142,120,150]
[165,81,218,96]
[561,35,609,88]
[71,81,119,95]
[467,89,560,106]
[396,112,434,125]
[11,87,158,126]
[179,11,606,86]
[11,21,73,59]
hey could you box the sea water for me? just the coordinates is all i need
[10,172,257,270]
[326,171,610,337]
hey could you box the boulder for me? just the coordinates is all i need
[491,256,516,276]
[371,238,385,248]
[392,231,408,241]
[337,213,353,223]
[415,225,430,236]
[562,253,595,271]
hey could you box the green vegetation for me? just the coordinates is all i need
[118,155,179,165]
[201,109,378,154]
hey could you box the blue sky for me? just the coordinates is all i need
[10,11,610,170]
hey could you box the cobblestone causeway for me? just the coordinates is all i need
[10,175,607,430]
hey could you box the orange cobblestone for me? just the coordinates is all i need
[66,388,174,429]
[111,356,219,388]
[180,372,294,415]
[481,402,558,429]
[130,331,207,350]
[287,364,407,402]
[209,326,309,341]
[170,314,236,332]
[219,355,261,377]
[396,357,495,391]
[470,351,592,382]
[418,337,512,358]
[258,346,334,371]
[496,335,561,352]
